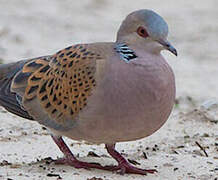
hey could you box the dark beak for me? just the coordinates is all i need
[158,40,177,56]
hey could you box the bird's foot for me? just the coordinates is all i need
[105,143,157,175]
[105,162,157,175]
[53,157,115,170]
[53,157,156,175]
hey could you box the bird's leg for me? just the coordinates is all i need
[51,136,157,175]
[51,135,112,170]
[105,143,157,175]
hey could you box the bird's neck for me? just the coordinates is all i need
[114,43,137,63]
[115,38,163,62]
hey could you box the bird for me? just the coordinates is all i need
[0,9,177,175]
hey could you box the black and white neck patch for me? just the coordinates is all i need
[115,43,137,63]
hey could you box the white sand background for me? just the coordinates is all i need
[0,0,217,179]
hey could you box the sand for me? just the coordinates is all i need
[0,0,217,179]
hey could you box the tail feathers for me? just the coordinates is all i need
[0,95,33,119]
[0,59,34,120]
[0,60,26,80]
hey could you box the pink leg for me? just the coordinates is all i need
[51,135,114,170]
[105,144,157,175]
[51,135,157,175]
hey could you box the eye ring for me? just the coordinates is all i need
[137,26,149,38]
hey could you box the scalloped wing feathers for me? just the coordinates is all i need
[9,44,101,131]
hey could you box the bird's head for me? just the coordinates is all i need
[116,9,177,56]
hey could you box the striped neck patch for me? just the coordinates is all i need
[115,43,137,63]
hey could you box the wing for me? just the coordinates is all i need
[11,44,102,131]
[0,57,48,120]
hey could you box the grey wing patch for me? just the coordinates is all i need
[0,60,34,119]
[0,56,50,120]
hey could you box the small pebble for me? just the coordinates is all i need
[174,167,178,171]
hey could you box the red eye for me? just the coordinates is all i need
[137,26,149,38]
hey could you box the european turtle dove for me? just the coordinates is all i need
[0,9,177,175]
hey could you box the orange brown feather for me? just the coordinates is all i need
[11,44,101,130]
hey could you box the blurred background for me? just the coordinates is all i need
[0,1,217,179]
[0,0,218,113]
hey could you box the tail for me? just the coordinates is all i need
[0,60,34,119]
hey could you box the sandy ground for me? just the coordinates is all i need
[0,0,217,179]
